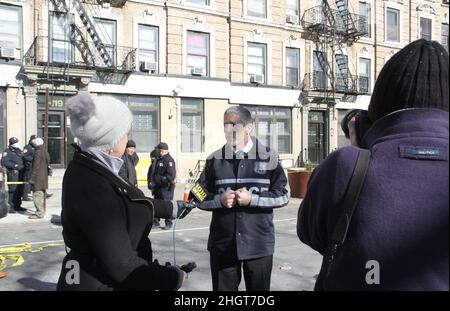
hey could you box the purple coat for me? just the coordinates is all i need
[297,109,449,290]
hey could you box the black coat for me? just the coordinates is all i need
[1,147,25,192]
[57,149,181,291]
[23,143,35,172]
[119,152,139,186]
[153,153,176,190]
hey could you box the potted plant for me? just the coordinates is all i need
[287,161,314,199]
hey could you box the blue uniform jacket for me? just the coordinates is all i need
[194,138,290,260]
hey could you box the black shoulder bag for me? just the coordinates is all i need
[315,148,371,290]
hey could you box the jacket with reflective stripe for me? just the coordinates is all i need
[194,139,290,260]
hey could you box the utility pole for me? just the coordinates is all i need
[44,87,49,211]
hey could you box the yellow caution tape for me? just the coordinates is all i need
[0,242,64,271]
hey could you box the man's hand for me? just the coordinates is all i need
[235,187,252,206]
[220,187,236,208]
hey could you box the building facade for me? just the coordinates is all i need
[0,0,448,181]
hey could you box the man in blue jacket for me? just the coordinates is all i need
[192,106,290,291]
[297,39,449,290]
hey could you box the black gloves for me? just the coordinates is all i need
[176,200,195,219]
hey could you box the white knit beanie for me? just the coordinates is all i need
[66,94,132,151]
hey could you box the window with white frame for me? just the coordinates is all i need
[187,31,209,76]
[94,18,117,66]
[50,12,72,63]
[442,23,449,52]
[248,0,267,18]
[138,24,158,72]
[359,1,371,37]
[245,106,292,154]
[420,17,432,40]
[358,57,371,93]
[386,7,400,42]
[286,0,299,19]
[98,94,160,152]
[248,42,267,83]
[0,4,22,55]
[286,47,300,87]
[181,99,204,153]
[187,0,209,4]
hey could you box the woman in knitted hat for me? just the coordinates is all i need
[57,94,193,291]
[297,39,449,290]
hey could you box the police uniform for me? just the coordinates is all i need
[191,138,290,291]
[152,143,176,229]
[22,137,36,200]
[1,138,26,212]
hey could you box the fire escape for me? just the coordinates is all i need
[24,0,135,85]
[301,0,369,103]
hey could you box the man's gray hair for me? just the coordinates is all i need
[224,106,252,125]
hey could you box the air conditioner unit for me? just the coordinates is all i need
[0,47,19,59]
[250,74,264,84]
[140,61,157,73]
[286,15,299,24]
[191,67,204,76]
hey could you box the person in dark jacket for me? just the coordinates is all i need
[29,137,50,219]
[119,139,139,186]
[297,39,449,290]
[22,134,36,201]
[192,106,290,291]
[152,143,176,230]
[1,137,27,213]
[57,94,192,291]
[147,148,158,195]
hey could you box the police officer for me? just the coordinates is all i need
[1,137,27,213]
[152,142,176,230]
[22,135,37,201]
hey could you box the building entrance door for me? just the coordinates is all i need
[38,111,65,168]
[308,111,328,164]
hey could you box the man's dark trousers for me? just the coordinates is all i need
[153,187,174,226]
[210,253,273,291]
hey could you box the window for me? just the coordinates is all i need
[0,88,5,151]
[248,0,266,18]
[420,17,432,40]
[181,99,204,153]
[0,4,22,54]
[50,12,72,63]
[245,106,292,154]
[286,48,300,87]
[138,24,158,71]
[97,94,160,152]
[187,0,209,4]
[386,8,400,42]
[334,54,348,92]
[313,51,327,89]
[94,18,117,66]
[359,2,371,37]
[187,31,209,76]
[358,57,371,93]
[247,42,267,83]
[442,23,449,52]
[286,0,299,17]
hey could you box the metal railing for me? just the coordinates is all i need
[303,71,369,95]
[24,36,136,73]
[301,5,368,39]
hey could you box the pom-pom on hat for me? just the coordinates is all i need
[368,39,449,122]
[66,94,132,151]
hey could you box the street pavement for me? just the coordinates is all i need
[0,180,322,291]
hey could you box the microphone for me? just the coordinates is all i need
[177,183,207,219]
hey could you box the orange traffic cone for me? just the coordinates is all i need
[183,183,190,203]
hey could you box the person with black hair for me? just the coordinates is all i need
[119,139,139,186]
[22,134,37,201]
[298,39,449,290]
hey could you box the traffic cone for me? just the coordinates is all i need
[183,183,190,203]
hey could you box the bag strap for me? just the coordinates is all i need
[331,148,371,244]
[316,148,371,289]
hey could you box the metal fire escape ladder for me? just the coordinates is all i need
[71,0,114,67]
[49,0,95,66]
[335,0,357,35]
